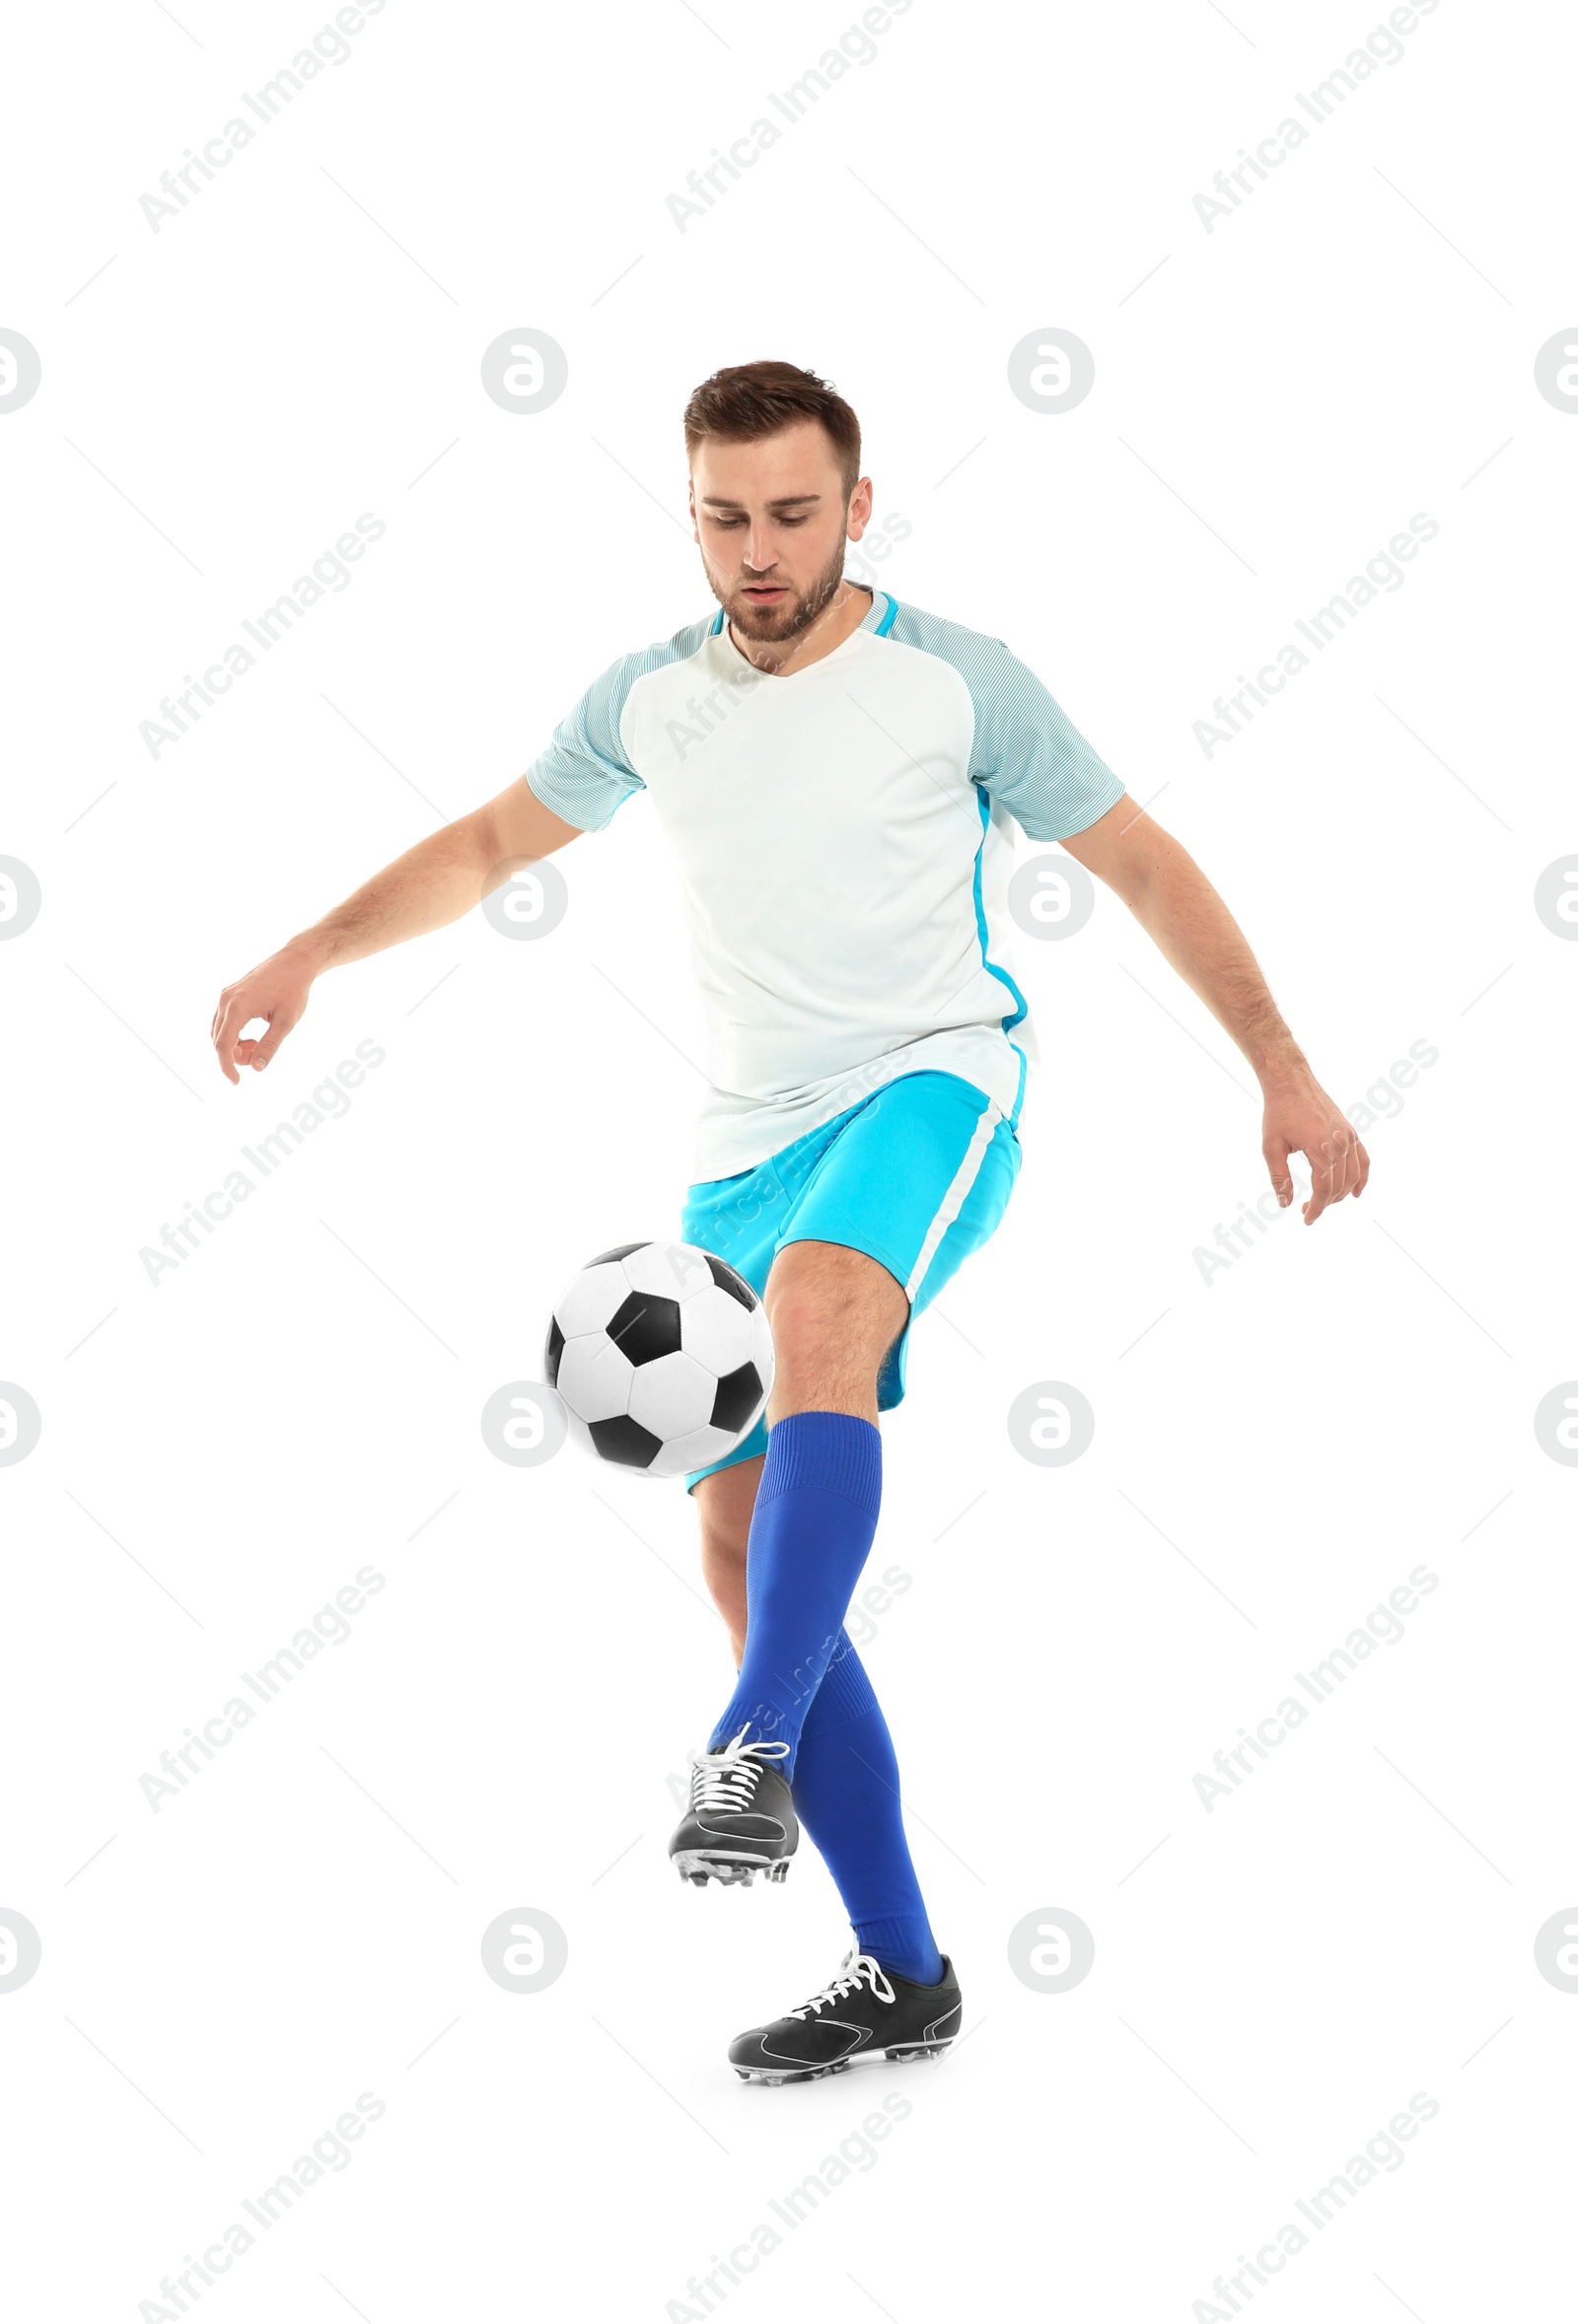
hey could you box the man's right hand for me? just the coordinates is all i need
[207,776,583,1086]
[210,941,321,1085]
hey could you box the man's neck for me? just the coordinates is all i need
[730,583,874,678]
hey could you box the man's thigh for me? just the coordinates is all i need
[774,1071,1020,1407]
[679,1070,1020,1485]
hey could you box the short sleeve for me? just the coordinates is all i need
[524,655,646,833]
[883,605,1124,843]
[968,638,1125,842]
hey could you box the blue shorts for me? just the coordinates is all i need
[679,1070,1022,1489]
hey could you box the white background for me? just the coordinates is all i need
[3,1,1576,2317]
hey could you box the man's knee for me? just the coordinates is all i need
[764,1241,906,1397]
[693,1455,761,1541]
[692,1458,759,1655]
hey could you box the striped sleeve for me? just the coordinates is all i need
[885,605,1124,842]
[524,616,716,832]
[523,654,646,833]
[966,637,1125,841]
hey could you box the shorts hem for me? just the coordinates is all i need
[770,1227,916,1304]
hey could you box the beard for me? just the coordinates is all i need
[710,536,848,643]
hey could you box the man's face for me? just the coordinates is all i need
[689,421,874,643]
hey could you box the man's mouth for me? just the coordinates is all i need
[740,583,788,601]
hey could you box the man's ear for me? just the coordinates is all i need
[846,476,875,542]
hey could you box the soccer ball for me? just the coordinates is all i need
[543,1240,774,1479]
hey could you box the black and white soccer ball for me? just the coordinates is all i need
[543,1240,774,1479]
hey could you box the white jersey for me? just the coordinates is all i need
[525,589,1124,1178]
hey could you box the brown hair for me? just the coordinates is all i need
[682,361,862,497]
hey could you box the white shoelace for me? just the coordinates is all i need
[788,1948,897,2019]
[687,1727,789,1815]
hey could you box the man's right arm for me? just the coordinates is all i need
[209,774,581,1084]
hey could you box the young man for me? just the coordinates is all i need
[211,362,1368,2084]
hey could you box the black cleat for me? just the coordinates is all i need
[669,1729,798,1888]
[728,1947,963,2083]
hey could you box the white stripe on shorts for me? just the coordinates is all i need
[902,1098,1004,1303]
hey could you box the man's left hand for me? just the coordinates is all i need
[1261,1074,1370,1225]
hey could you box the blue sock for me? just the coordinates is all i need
[792,1633,945,1987]
[707,1411,883,1776]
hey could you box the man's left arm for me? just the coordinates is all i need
[1059,801,1368,1226]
